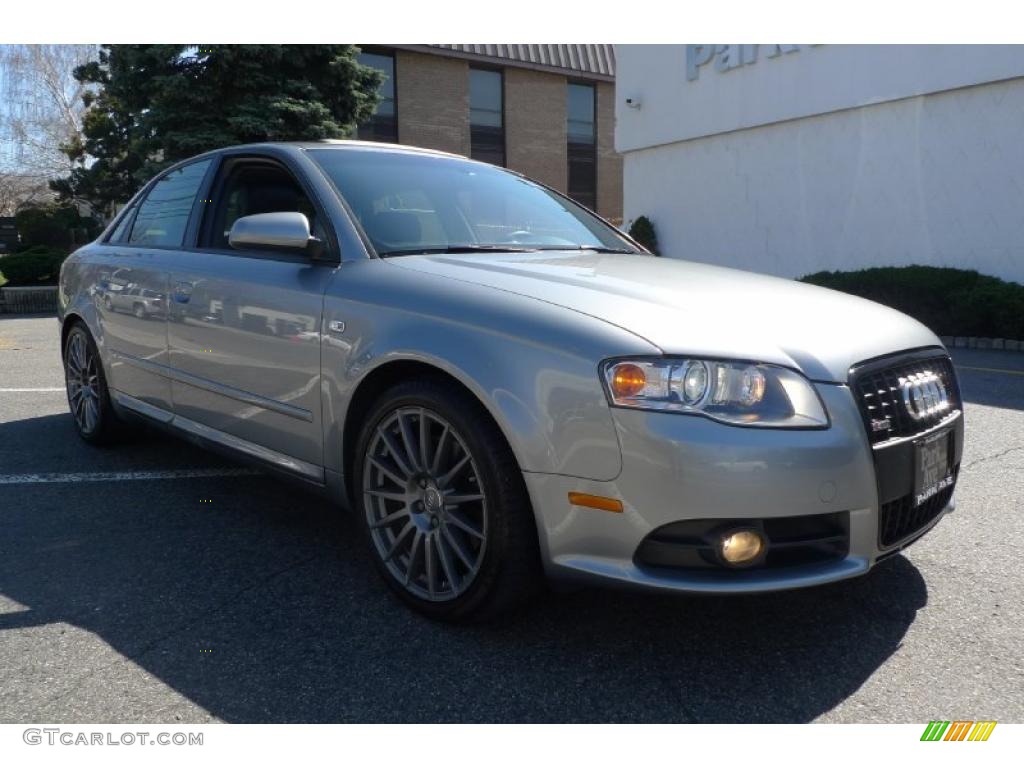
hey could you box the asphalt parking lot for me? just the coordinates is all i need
[1,313,1022,723]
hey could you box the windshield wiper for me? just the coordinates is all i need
[377,245,540,257]
[533,245,638,254]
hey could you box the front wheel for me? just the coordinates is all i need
[353,379,542,622]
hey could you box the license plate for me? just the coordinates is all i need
[914,428,954,506]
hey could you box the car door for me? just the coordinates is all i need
[95,158,213,417]
[165,154,338,482]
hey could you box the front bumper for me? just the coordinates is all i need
[524,381,962,594]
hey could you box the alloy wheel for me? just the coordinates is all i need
[362,407,488,602]
[65,331,101,435]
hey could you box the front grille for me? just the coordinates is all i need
[634,512,849,573]
[851,352,960,445]
[879,469,957,548]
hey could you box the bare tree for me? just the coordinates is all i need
[0,171,51,216]
[0,44,97,203]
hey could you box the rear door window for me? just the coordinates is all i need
[128,159,212,247]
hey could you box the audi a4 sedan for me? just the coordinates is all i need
[58,141,963,620]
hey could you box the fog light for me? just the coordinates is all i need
[719,529,765,565]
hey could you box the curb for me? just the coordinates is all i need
[940,336,1023,353]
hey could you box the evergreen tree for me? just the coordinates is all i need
[628,215,660,255]
[53,45,382,216]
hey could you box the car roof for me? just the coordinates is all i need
[210,139,469,162]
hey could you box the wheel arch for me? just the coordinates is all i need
[61,309,117,399]
[340,357,525,508]
[60,311,87,359]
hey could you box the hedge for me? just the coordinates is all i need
[800,265,1024,340]
[0,246,69,287]
[627,215,660,255]
[14,204,100,250]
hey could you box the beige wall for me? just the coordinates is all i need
[390,50,622,221]
[395,50,470,156]
[504,68,568,193]
[596,81,623,224]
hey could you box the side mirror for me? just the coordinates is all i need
[228,212,325,257]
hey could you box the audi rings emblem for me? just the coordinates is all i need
[899,371,950,420]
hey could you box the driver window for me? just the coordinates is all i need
[204,161,322,249]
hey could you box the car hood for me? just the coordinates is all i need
[388,251,942,382]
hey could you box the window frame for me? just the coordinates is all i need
[100,150,340,263]
[468,66,506,167]
[566,79,598,212]
[195,153,341,264]
[124,158,216,249]
[101,157,217,249]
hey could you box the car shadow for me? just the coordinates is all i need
[0,413,927,723]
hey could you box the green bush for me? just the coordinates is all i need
[800,265,1024,340]
[14,204,99,250]
[0,246,69,287]
[627,215,660,255]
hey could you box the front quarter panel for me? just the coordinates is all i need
[524,382,882,588]
[321,259,658,486]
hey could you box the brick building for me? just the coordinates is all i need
[355,45,623,223]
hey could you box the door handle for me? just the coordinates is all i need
[173,281,193,303]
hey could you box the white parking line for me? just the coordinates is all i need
[957,365,1024,377]
[0,387,65,392]
[0,468,262,485]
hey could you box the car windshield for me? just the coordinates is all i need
[308,148,639,256]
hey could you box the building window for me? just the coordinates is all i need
[567,82,597,211]
[357,51,397,143]
[469,68,505,166]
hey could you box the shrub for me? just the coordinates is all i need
[800,265,1024,340]
[627,215,660,255]
[14,204,99,250]
[0,246,69,287]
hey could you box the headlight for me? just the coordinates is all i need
[601,358,828,428]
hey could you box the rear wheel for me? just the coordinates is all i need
[63,322,131,445]
[353,379,542,621]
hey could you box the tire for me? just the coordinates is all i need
[133,303,146,319]
[63,322,131,445]
[353,378,543,622]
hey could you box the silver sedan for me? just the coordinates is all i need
[58,141,964,620]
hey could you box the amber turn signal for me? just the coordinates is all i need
[610,363,646,398]
[568,492,624,513]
